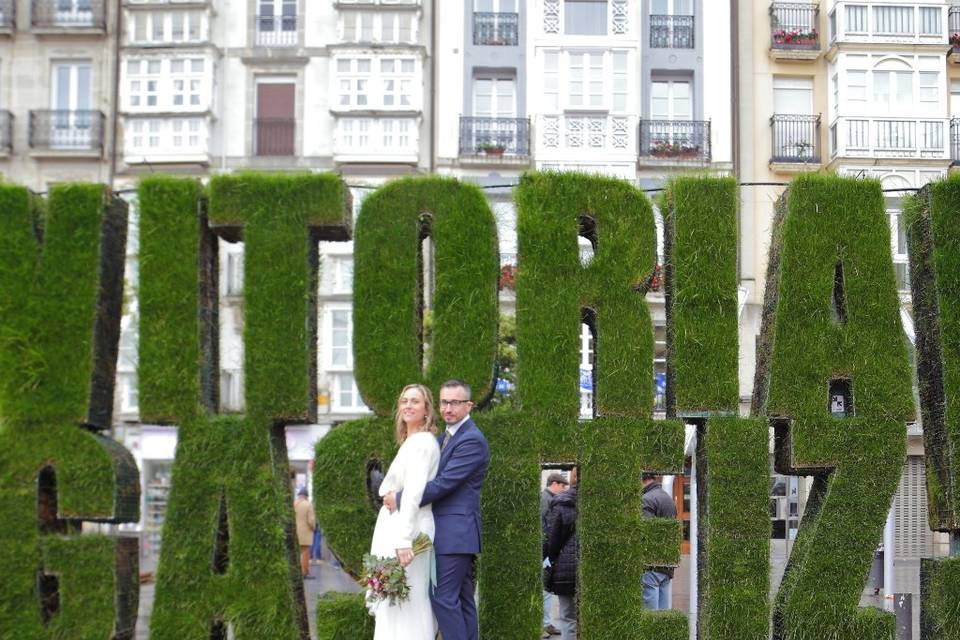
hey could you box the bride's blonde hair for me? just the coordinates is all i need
[394,384,438,445]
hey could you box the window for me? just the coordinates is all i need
[381,58,414,107]
[920,7,941,35]
[332,373,367,412]
[773,76,812,114]
[336,56,417,109]
[257,0,296,45]
[543,51,560,112]
[125,117,208,155]
[382,118,412,149]
[568,52,604,108]
[847,70,867,101]
[325,256,354,294]
[475,0,518,11]
[473,77,516,118]
[874,5,913,35]
[127,60,160,108]
[831,73,838,114]
[336,117,416,154]
[338,58,371,107]
[873,61,913,110]
[651,79,691,120]
[119,372,139,414]
[329,309,352,368]
[128,11,205,43]
[651,0,692,15]
[221,370,244,412]
[127,58,208,110]
[342,11,413,43]
[920,71,939,104]
[845,4,867,33]
[224,248,243,296]
[612,51,627,112]
[564,0,606,36]
[171,58,204,107]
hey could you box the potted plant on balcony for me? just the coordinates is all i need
[950,32,960,55]
[650,140,700,159]
[773,27,818,46]
[478,142,506,157]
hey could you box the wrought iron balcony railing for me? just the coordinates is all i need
[770,2,819,49]
[638,119,710,162]
[255,14,297,47]
[951,7,960,49]
[254,118,295,156]
[459,116,530,159]
[472,12,519,46]
[951,118,960,164]
[649,14,694,49]
[0,0,16,28]
[29,110,105,152]
[32,0,105,29]
[771,114,821,163]
[0,111,12,152]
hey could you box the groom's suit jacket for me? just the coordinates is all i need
[419,418,489,555]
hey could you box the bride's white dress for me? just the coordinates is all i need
[369,431,440,640]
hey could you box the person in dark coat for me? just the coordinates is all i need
[544,469,578,640]
[540,473,568,637]
[641,472,677,610]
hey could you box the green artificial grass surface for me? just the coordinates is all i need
[352,176,499,416]
[758,175,912,640]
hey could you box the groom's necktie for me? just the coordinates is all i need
[441,430,451,451]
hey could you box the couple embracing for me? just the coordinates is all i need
[369,379,490,640]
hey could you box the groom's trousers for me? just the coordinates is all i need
[431,553,478,640]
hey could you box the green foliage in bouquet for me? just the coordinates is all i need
[755,175,913,640]
[0,183,140,639]
[314,176,499,635]
[139,174,351,640]
[904,177,960,638]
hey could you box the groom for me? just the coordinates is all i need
[385,379,490,640]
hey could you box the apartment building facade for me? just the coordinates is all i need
[0,0,118,190]
[738,2,956,632]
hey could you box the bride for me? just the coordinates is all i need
[369,383,441,639]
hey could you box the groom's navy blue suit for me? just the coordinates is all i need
[401,417,489,640]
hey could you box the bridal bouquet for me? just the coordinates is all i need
[362,533,433,610]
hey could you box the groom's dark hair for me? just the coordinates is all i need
[440,379,472,399]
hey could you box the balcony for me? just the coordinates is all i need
[254,118,295,156]
[459,116,530,164]
[829,117,948,161]
[638,119,711,165]
[31,0,105,31]
[951,118,960,165]
[770,2,820,61]
[649,15,694,49]
[29,110,105,155]
[472,12,518,46]
[0,110,11,154]
[0,0,16,32]
[770,114,821,171]
[950,7,960,62]
[255,14,297,47]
